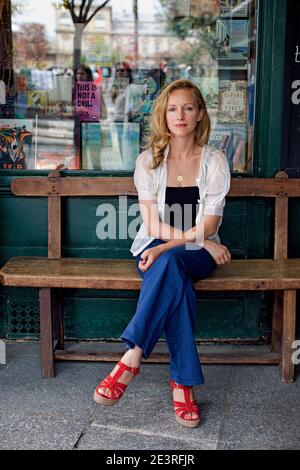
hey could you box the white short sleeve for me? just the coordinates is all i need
[203,151,231,217]
[133,151,155,201]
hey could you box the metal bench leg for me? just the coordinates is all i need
[281,290,296,383]
[52,289,64,350]
[39,287,54,378]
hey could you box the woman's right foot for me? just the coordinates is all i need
[94,350,142,406]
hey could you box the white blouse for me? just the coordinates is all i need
[130,144,231,256]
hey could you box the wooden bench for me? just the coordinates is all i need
[0,170,299,382]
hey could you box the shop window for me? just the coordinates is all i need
[0,0,258,173]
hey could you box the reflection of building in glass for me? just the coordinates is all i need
[53,6,190,67]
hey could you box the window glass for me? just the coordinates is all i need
[0,0,258,172]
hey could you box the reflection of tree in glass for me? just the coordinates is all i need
[13,23,49,68]
[62,0,110,67]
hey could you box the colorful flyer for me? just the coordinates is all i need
[75,81,100,122]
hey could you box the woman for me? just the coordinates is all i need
[93,79,231,428]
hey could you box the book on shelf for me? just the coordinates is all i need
[33,119,78,170]
[220,0,249,18]
[209,123,247,172]
[218,80,247,123]
[0,119,33,169]
[82,121,140,171]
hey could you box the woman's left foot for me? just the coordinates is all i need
[170,380,201,428]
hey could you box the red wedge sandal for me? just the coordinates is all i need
[170,380,201,428]
[94,361,140,406]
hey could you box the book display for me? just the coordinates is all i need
[0,0,258,174]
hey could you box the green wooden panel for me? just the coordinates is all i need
[254,0,287,176]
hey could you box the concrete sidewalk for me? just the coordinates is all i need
[0,340,299,450]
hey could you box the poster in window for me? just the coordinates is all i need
[0,119,33,169]
[34,120,78,170]
[48,75,73,117]
[220,0,249,18]
[218,80,247,123]
[74,81,100,122]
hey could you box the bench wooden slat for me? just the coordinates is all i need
[11,177,300,197]
[2,257,300,291]
[54,349,281,365]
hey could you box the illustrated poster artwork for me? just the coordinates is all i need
[0,119,33,169]
[218,80,247,123]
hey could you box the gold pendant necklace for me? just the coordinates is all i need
[171,157,193,184]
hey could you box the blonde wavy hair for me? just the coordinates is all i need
[146,79,211,169]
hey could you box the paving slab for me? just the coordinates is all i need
[0,341,299,450]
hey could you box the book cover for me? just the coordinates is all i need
[28,90,48,114]
[209,123,247,171]
[34,119,78,170]
[190,0,220,18]
[74,81,100,122]
[16,92,28,119]
[121,122,140,171]
[48,75,72,117]
[193,77,219,109]
[82,121,140,171]
[218,80,247,123]
[217,19,249,56]
[82,122,122,170]
[220,0,249,18]
[0,119,33,169]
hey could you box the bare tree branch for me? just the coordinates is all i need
[83,0,93,22]
[85,0,110,25]
[79,0,87,18]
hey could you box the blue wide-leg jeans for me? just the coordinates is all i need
[121,239,217,386]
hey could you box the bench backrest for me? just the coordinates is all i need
[11,171,300,261]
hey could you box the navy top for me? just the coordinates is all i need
[164,186,200,231]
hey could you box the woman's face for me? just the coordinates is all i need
[166,89,203,138]
[76,69,89,81]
